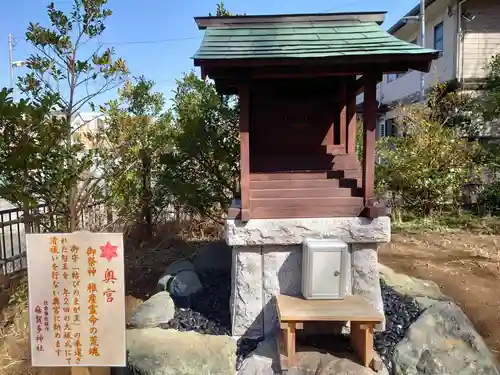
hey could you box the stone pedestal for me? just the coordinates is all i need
[225,217,391,339]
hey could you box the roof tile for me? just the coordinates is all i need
[193,21,437,60]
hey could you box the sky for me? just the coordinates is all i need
[0,0,418,110]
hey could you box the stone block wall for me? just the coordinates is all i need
[226,217,391,339]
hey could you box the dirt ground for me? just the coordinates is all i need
[0,221,220,375]
[379,231,500,362]
[1,225,499,373]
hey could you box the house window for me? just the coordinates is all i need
[378,121,386,139]
[379,118,394,138]
[378,119,394,139]
[386,118,394,137]
[434,22,444,52]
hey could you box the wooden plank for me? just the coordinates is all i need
[251,172,331,181]
[276,295,384,322]
[362,73,377,204]
[328,169,362,179]
[277,329,288,371]
[251,188,356,199]
[351,322,376,369]
[285,323,297,367]
[251,197,363,208]
[250,179,341,189]
[250,178,361,190]
[332,163,362,171]
[250,205,364,219]
[280,322,303,330]
[326,144,347,155]
[239,84,251,221]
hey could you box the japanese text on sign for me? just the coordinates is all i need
[26,232,126,367]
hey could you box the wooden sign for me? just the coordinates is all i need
[26,231,126,367]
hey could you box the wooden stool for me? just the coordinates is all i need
[276,294,384,372]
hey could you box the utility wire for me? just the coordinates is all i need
[101,36,201,46]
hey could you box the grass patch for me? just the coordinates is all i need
[392,211,500,235]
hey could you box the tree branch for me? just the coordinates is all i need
[71,79,124,117]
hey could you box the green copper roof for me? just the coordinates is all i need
[193,19,438,60]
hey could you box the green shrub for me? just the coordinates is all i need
[478,180,500,215]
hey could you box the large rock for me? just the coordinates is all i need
[127,328,236,375]
[291,350,388,375]
[157,259,195,292]
[238,338,388,375]
[129,292,175,329]
[393,301,500,375]
[379,264,448,309]
[165,259,196,275]
[168,270,203,298]
[193,241,232,272]
[126,295,144,325]
[238,338,280,375]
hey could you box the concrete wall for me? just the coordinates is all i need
[378,0,500,107]
[378,0,456,105]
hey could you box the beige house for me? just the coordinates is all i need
[71,112,107,149]
[372,0,500,137]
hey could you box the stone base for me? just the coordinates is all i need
[238,337,389,375]
[226,217,390,338]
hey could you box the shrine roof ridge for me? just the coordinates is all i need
[195,12,387,30]
[192,19,439,62]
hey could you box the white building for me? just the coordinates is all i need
[359,0,500,138]
[71,112,107,149]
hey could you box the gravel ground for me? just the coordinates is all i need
[160,270,232,334]
[374,280,423,373]
[161,271,421,373]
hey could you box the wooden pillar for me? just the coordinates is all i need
[339,78,347,150]
[362,74,377,204]
[347,80,357,155]
[239,84,251,221]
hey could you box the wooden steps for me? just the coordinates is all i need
[251,171,362,181]
[251,205,364,219]
[251,187,362,199]
[252,197,364,208]
[245,168,364,219]
[330,170,362,179]
[251,172,330,181]
[250,178,361,190]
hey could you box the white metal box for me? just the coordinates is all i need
[301,237,348,300]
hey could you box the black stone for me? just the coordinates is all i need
[160,270,424,374]
[374,280,423,374]
[160,270,232,335]
[160,269,263,369]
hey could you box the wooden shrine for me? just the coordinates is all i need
[193,12,438,221]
